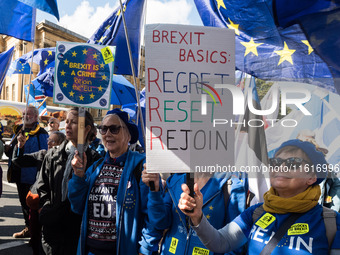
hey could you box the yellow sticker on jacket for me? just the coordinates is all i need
[192,247,210,255]
[169,237,178,254]
[255,213,276,229]
[288,223,309,235]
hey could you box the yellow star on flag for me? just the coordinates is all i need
[93,53,98,59]
[100,63,105,68]
[98,86,103,92]
[90,93,95,99]
[301,40,314,55]
[62,82,67,88]
[102,74,107,80]
[72,51,77,57]
[241,38,263,56]
[99,36,107,43]
[105,24,111,30]
[48,50,53,56]
[227,18,239,36]
[274,42,296,66]
[79,95,84,101]
[64,59,69,65]
[69,91,75,97]
[44,58,49,65]
[117,5,126,16]
[60,70,66,76]
[216,0,226,10]
[209,206,214,210]
[206,214,211,220]
[82,49,88,55]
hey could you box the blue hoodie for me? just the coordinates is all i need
[146,173,248,255]
[68,150,160,255]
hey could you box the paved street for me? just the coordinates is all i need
[0,162,32,255]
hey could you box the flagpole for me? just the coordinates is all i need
[23,9,37,131]
[118,0,146,146]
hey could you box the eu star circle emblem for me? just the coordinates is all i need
[57,45,110,105]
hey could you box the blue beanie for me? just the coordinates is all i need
[106,108,139,144]
[274,139,328,185]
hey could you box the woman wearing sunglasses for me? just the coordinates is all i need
[68,108,158,255]
[178,139,340,254]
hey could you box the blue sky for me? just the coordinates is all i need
[37,0,203,38]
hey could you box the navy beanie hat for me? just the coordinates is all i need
[274,139,328,185]
[105,108,139,144]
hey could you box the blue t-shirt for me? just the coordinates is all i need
[234,203,340,254]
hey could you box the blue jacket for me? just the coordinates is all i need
[234,203,340,254]
[12,124,48,184]
[147,173,248,255]
[68,150,160,255]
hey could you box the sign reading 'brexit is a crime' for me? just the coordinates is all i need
[54,42,115,109]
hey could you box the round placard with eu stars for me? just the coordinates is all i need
[54,42,114,109]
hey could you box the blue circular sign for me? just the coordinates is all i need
[57,45,110,105]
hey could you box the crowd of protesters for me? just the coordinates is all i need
[2,105,340,255]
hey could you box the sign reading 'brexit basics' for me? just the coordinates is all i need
[145,24,235,173]
[54,42,115,109]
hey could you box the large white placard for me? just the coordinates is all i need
[145,24,235,173]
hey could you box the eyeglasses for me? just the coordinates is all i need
[98,125,122,135]
[269,157,311,169]
[49,122,55,124]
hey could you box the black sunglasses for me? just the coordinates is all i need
[269,157,310,169]
[98,125,122,135]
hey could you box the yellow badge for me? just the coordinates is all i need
[192,247,210,255]
[169,237,178,254]
[288,223,309,235]
[325,196,332,203]
[255,213,276,229]
[101,46,114,64]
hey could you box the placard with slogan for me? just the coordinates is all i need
[54,42,115,109]
[145,24,235,173]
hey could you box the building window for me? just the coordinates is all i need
[98,109,102,118]
[12,84,16,101]
[5,85,9,100]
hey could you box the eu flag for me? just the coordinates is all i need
[18,0,59,20]
[88,0,146,76]
[0,47,15,94]
[7,59,31,76]
[194,0,339,93]
[0,1,36,42]
[8,47,55,76]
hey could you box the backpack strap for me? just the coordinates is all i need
[222,178,232,208]
[322,206,337,248]
[91,158,104,174]
[252,204,265,223]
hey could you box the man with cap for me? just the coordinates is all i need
[178,139,340,254]
[68,108,160,255]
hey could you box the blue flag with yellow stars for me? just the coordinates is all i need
[7,59,31,76]
[18,0,59,20]
[0,47,15,94]
[8,47,55,76]
[0,1,36,42]
[194,0,340,93]
[88,0,146,76]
